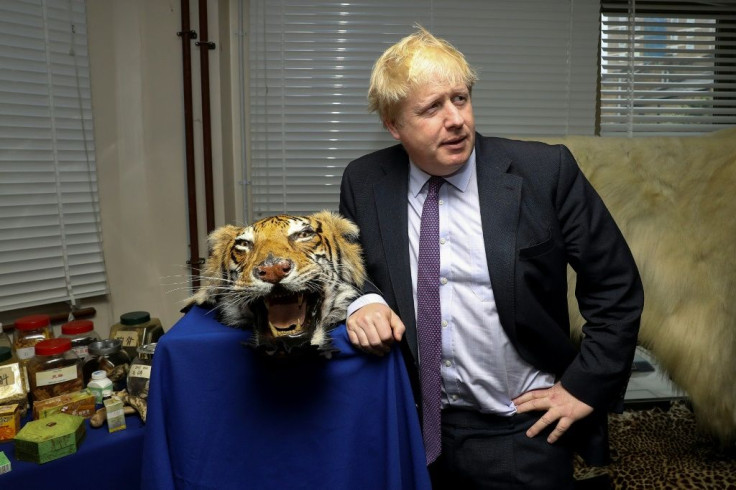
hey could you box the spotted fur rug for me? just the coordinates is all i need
[574,402,736,489]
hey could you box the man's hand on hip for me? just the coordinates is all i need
[512,382,594,443]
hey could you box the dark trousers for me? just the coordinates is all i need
[428,409,574,490]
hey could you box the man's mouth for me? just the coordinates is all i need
[264,292,308,337]
[441,135,466,149]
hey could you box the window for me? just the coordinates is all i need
[600,0,736,135]
[0,0,107,311]
[244,0,600,219]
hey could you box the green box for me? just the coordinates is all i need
[0,450,10,474]
[14,413,86,464]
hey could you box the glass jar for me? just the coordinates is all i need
[13,314,54,362]
[110,311,164,360]
[127,342,157,398]
[83,339,131,391]
[0,346,28,416]
[27,338,84,402]
[60,319,100,359]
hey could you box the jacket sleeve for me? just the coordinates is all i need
[554,145,644,411]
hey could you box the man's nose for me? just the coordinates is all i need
[444,102,464,128]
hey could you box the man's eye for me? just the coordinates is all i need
[453,95,467,104]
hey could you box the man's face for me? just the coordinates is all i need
[386,81,475,177]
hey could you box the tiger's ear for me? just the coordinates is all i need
[311,210,360,243]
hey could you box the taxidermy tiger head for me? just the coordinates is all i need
[189,211,366,357]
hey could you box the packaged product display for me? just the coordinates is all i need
[12,315,53,362]
[87,370,113,404]
[109,311,164,360]
[14,413,86,464]
[27,338,84,402]
[127,343,156,398]
[0,347,28,416]
[82,339,131,391]
[32,390,96,420]
[0,450,10,474]
[60,320,100,359]
[0,403,21,442]
[103,396,126,433]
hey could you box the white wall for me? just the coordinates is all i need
[80,0,233,337]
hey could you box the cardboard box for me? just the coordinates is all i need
[14,413,86,464]
[104,396,126,433]
[0,450,10,475]
[0,404,20,442]
[32,390,96,420]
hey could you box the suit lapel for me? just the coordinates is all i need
[475,136,521,340]
[373,159,419,359]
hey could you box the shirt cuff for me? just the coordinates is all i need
[346,293,388,318]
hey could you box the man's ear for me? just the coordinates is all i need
[384,118,402,141]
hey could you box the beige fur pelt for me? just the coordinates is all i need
[537,128,736,444]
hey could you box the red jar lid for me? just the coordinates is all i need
[15,314,51,330]
[35,338,72,356]
[61,319,94,335]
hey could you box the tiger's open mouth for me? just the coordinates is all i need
[264,291,309,337]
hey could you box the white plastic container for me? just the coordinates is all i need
[87,370,113,404]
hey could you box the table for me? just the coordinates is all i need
[141,305,430,490]
[0,413,144,489]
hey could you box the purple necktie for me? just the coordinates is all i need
[416,176,445,465]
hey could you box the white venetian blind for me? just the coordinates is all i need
[601,0,736,135]
[0,0,107,312]
[245,0,600,219]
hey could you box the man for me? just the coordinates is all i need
[339,27,643,489]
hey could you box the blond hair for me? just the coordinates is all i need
[368,26,478,126]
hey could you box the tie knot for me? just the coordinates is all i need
[427,176,445,196]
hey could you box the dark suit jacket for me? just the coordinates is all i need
[339,133,644,463]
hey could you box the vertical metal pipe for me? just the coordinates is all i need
[179,0,201,290]
[198,0,215,234]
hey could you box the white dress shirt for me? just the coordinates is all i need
[349,150,555,415]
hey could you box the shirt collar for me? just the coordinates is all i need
[408,148,475,197]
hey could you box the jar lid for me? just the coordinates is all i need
[15,314,51,330]
[91,370,108,380]
[120,311,151,326]
[137,343,157,356]
[88,338,123,356]
[0,346,11,363]
[35,338,72,356]
[61,319,94,335]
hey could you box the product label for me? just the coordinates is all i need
[71,346,89,358]
[16,346,35,360]
[0,366,16,387]
[129,364,152,379]
[113,331,139,348]
[35,365,78,387]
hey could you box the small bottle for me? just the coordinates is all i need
[109,311,164,360]
[27,338,84,402]
[60,319,100,359]
[87,370,113,404]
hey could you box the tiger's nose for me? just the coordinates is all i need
[254,257,293,283]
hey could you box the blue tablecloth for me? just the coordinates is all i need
[0,413,144,490]
[141,305,430,490]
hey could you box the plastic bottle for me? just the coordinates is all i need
[87,370,113,404]
[60,319,101,359]
[27,338,83,402]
